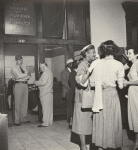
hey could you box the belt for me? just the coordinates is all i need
[14,81,27,84]
[102,86,116,91]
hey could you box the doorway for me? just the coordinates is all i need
[44,45,67,116]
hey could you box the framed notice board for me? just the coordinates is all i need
[4,0,36,36]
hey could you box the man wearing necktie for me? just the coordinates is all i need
[11,55,31,126]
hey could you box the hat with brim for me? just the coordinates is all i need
[15,55,23,61]
[81,44,92,52]
[66,59,73,65]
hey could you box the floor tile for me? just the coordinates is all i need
[8,137,22,147]
[8,112,135,150]
[18,137,38,146]
[9,146,25,150]
[23,143,44,149]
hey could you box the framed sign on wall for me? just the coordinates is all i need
[4,0,36,36]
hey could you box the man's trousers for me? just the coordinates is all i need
[40,93,53,126]
[13,83,28,124]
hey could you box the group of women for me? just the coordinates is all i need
[71,40,138,150]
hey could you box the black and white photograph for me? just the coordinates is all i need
[0,0,138,150]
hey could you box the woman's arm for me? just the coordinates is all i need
[124,80,138,86]
[80,71,90,84]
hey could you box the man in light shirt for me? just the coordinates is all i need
[11,55,31,126]
[34,63,53,127]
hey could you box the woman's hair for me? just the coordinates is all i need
[126,46,138,55]
[99,40,119,56]
[81,44,95,58]
[72,60,78,69]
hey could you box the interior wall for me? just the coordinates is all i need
[74,50,81,60]
[45,58,52,70]
[90,0,127,52]
[51,55,65,81]
[45,55,65,81]
[132,27,138,46]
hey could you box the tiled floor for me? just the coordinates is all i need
[8,112,135,150]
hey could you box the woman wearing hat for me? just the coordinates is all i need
[90,40,124,150]
[72,44,97,150]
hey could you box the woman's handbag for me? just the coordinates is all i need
[81,90,94,109]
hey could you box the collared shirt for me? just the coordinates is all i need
[11,65,30,82]
[67,67,71,72]
[35,68,53,97]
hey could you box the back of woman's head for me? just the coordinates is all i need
[99,40,119,57]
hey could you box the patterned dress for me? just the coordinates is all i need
[90,56,124,149]
[127,59,138,132]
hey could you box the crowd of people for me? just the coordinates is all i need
[61,40,138,150]
[7,40,138,150]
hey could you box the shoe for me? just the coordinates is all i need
[14,123,21,126]
[69,125,72,129]
[37,125,48,127]
[20,121,30,123]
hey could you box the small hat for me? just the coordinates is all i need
[66,59,73,65]
[81,44,92,52]
[15,55,23,61]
